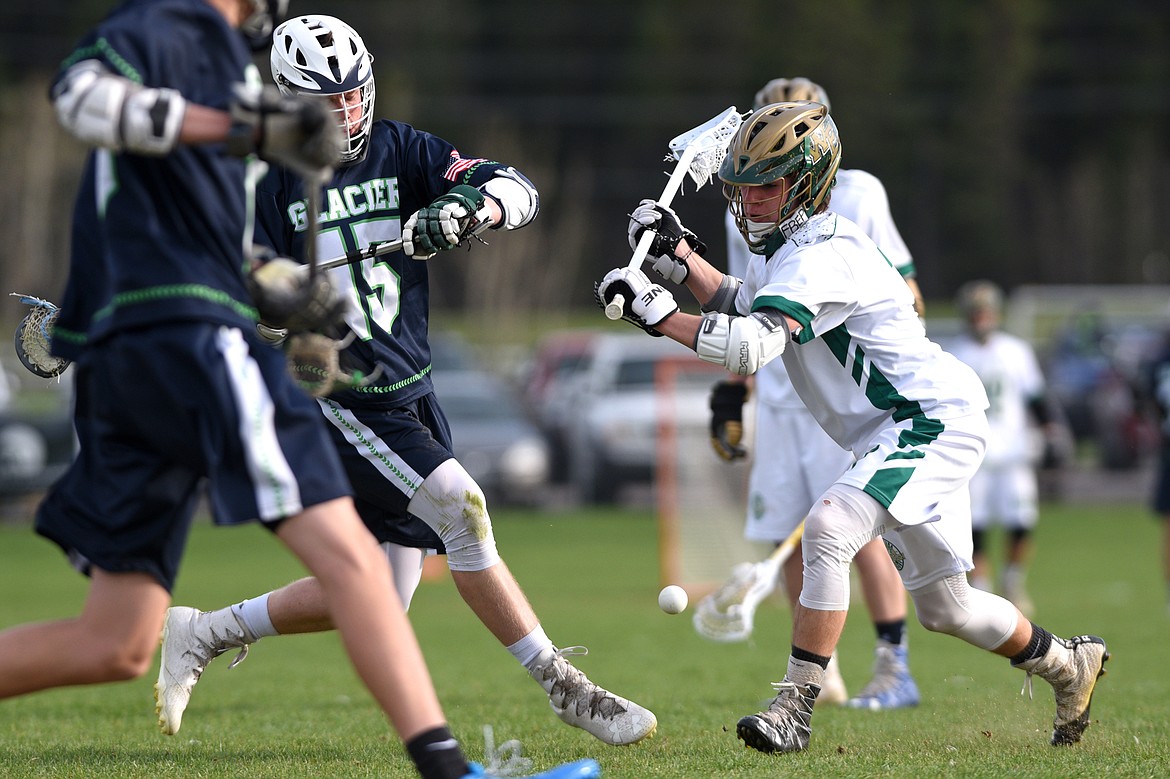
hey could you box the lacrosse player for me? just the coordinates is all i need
[698,77,921,710]
[0,3,600,779]
[156,14,654,750]
[597,101,1108,754]
[949,280,1068,617]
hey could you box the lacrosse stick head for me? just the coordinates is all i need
[11,294,70,378]
[666,106,744,189]
[691,557,781,642]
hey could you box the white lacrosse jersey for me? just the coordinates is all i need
[947,331,1046,467]
[725,168,915,409]
[735,212,988,457]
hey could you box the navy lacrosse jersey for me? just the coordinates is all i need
[254,120,513,408]
[50,0,261,361]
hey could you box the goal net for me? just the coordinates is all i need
[654,357,771,595]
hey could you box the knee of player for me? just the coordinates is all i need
[93,638,157,682]
[911,575,971,635]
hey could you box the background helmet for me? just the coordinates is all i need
[956,279,1004,340]
[719,101,842,254]
[241,0,289,52]
[271,15,376,164]
[753,77,831,112]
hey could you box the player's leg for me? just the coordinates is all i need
[0,570,169,697]
[998,465,1039,616]
[846,539,919,710]
[410,458,657,746]
[893,496,1108,747]
[737,483,876,754]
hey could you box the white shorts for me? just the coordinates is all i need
[744,402,853,543]
[969,462,1038,530]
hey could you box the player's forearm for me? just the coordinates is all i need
[680,246,727,307]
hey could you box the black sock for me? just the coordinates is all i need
[791,645,831,669]
[1010,622,1053,666]
[874,619,906,646]
[405,726,469,779]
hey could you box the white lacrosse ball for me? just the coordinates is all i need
[658,585,688,615]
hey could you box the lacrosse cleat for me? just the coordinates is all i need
[845,640,920,710]
[154,606,253,735]
[737,680,820,754]
[818,652,849,706]
[1013,634,1109,746]
[530,647,657,745]
[464,759,602,779]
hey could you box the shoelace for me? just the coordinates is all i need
[763,682,812,738]
[539,647,627,718]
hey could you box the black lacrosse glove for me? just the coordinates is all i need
[246,254,347,334]
[627,199,707,284]
[710,380,749,461]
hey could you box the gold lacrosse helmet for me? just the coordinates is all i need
[719,101,842,254]
[753,77,831,112]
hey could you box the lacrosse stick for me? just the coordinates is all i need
[692,519,805,642]
[309,208,494,274]
[11,293,70,378]
[605,106,743,320]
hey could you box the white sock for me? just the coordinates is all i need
[786,655,827,689]
[230,594,277,640]
[510,625,555,670]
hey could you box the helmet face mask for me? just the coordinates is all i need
[270,14,376,164]
[720,101,841,254]
[956,280,1004,341]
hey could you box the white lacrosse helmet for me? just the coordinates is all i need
[270,15,376,164]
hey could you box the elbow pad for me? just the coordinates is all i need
[695,309,789,375]
[54,60,185,155]
[479,167,539,229]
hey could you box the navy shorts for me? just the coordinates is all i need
[315,394,453,552]
[35,323,351,591]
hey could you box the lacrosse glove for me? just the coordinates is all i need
[246,255,347,334]
[284,331,374,398]
[402,185,487,259]
[227,83,341,180]
[627,199,707,284]
[595,266,678,336]
[709,379,749,460]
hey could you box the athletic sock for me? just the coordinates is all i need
[513,625,555,671]
[874,619,906,646]
[405,726,470,779]
[1010,622,1053,665]
[230,594,277,640]
[787,647,829,688]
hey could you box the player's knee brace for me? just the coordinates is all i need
[910,573,1018,651]
[406,458,501,572]
[799,486,881,611]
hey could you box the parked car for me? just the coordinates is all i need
[431,369,551,506]
[560,333,714,504]
[0,410,75,498]
[521,330,598,483]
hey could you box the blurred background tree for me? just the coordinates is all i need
[2,0,1169,345]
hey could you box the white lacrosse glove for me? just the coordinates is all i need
[595,267,678,334]
[402,185,487,260]
[627,199,707,284]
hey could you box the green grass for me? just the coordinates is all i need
[1,500,1168,778]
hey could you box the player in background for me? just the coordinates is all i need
[0,2,601,779]
[156,14,655,749]
[698,77,920,709]
[1143,328,1170,615]
[948,280,1068,617]
[596,100,1108,754]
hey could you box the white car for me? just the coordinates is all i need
[561,332,716,504]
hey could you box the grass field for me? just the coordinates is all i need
[1,499,1168,778]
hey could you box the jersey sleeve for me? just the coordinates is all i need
[397,124,510,204]
[835,170,915,278]
[750,240,857,344]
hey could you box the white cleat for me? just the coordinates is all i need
[531,647,657,745]
[154,606,251,735]
[1015,634,1109,746]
